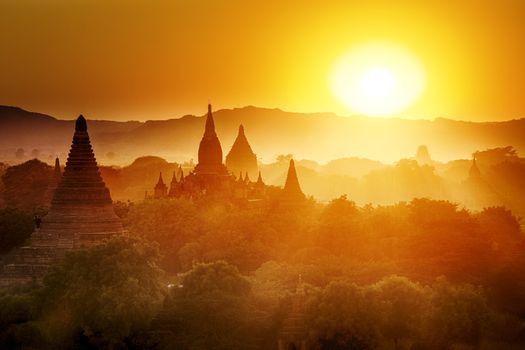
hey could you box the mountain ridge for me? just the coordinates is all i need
[1,105,525,165]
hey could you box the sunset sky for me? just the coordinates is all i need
[1,0,525,122]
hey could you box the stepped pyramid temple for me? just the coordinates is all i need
[225,124,258,180]
[0,115,123,286]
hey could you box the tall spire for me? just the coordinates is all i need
[156,172,165,187]
[195,104,228,175]
[256,171,264,186]
[204,104,216,137]
[281,159,305,201]
[154,172,167,198]
[225,124,258,179]
[54,157,61,182]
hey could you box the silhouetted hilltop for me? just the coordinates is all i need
[2,105,525,165]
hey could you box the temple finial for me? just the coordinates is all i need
[75,115,87,132]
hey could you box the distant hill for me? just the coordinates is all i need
[1,105,525,165]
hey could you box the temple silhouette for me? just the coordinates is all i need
[150,104,307,205]
[0,116,124,286]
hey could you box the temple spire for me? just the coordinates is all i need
[469,156,481,180]
[256,171,264,186]
[195,104,227,175]
[225,124,258,179]
[54,157,61,182]
[75,114,87,132]
[281,159,305,202]
[204,104,216,137]
[170,170,178,184]
[156,172,165,186]
[154,172,167,198]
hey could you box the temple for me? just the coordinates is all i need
[462,155,500,210]
[154,172,168,198]
[149,104,307,205]
[193,104,229,176]
[279,159,306,205]
[225,124,258,179]
[0,115,123,286]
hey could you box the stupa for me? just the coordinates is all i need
[0,115,123,286]
[280,159,306,204]
[225,124,258,179]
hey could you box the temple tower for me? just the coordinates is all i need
[469,156,482,180]
[36,115,123,246]
[0,115,123,286]
[53,157,61,183]
[194,104,228,175]
[225,124,258,179]
[154,172,168,198]
[280,159,305,203]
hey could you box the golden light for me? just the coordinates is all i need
[330,43,426,117]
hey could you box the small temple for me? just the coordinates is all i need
[0,115,124,286]
[462,155,501,210]
[154,172,168,198]
[279,159,306,206]
[225,124,258,180]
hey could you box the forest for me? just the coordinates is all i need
[0,189,524,349]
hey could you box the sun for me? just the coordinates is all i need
[330,43,426,117]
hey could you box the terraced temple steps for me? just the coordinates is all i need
[0,115,123,286]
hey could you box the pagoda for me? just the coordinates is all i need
[225,124,258,179]
[280,159,306,204]
[154,172,168,198]
[0,115,123,286]
[193,104,228,175]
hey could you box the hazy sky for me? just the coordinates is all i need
[1,0,525,121]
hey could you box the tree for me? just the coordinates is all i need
[371,275,428,349]
[422,278,492,349]
[2,159,54,210]
[0,207,34,253]
[316,195,361,255]
[37,236,166,348]
[305,281,380,350]
[159,261,260,349]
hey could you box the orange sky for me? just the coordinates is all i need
[1,0,525,122]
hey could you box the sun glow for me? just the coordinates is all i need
[331,43,426,117]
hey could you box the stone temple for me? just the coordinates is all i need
[0,115,123,286]
[225,124,258,180]
[149,104,307,206]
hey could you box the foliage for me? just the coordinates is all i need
[36,236,166,348]
[1,159,54,210]
[159,261,263,349]
[0,207,34,253]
